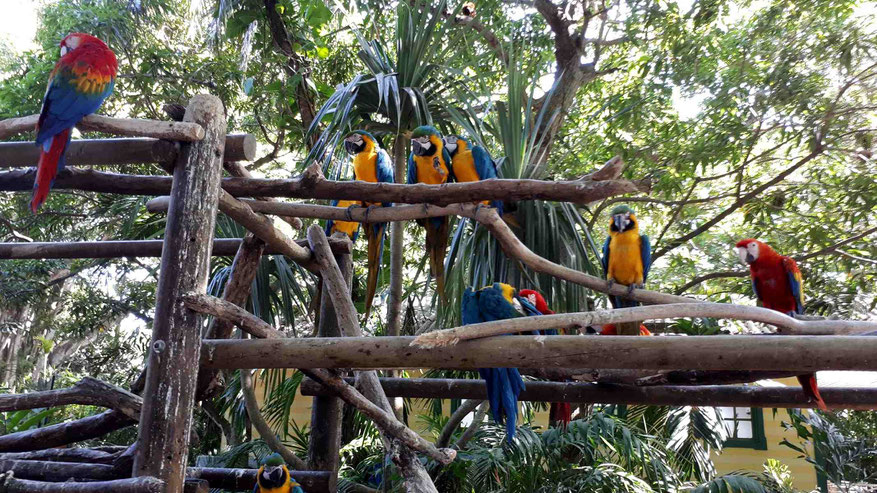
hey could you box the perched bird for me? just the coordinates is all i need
[462,283,540,440]
[254,453,304,493]
[602,205,651,308]
[443,135,500,210]
[599,323,652,336]
[408,126,454,296]
[32,33,117,213]
[736,238,827,411]
[325,199,361,241]
[344,131,394,317]
[518,288,571,427]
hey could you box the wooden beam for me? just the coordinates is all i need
[0,238,349,260]
[0,475,165,493]
[0,167,643,205]
[199,335,877,372]
[0,113,205,141]
[0,135,255,168]
[0,377,141,420]
[0,450,116,465]
[307,240,348,477]
[0,411,133,452]
[0,459,117,482]
[300,377,877,410]
[134,94,226,491]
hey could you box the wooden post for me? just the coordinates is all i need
[133,94,226,492]
[307,237,348,479]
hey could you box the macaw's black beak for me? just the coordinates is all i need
[613,214,625,231]
[745,253,755,264]
[268,466,285,483]
[345,140,363,155]
[412,139,425,156]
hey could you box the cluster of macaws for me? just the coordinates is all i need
[325,125,502,314]
[31,33,827,456]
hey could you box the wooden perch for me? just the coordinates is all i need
[0,449,116,465]
[0,459,117,482]
[300,377,877,410]
[223,161,303,230]
[0,238,349,260]
[182,293,284,339]
[0,113,205,141]
[0,135,255,169]
[0,411,133,452]
[0,474,165,493]
[185,467,331,492]
[0,377,141,420]
[0,165,643,205]
[200,334,877,372]
[412,304,877,347]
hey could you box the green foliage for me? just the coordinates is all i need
[689,473,767,493]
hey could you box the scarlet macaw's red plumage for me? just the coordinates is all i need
[736,238,827,411]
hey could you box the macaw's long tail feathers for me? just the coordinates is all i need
[364,223,387,318]
[479,367,524,441]
[550,402,572,428]
[426,217,450,297]
[31,128,72,213]
[797,373,828,411]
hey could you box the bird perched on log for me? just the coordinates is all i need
[736,238,827,411]
[518,288,572,427]
[599,324,652,336]
[344,131,394,318]
[408,126,454,297]
[254,453,304,493]
[31,33,117,213]
[325,199,361,241]
[602,205,651,335]
[462,283,541,441]
[443,134,500,211]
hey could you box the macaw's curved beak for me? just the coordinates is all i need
[412,138,432,156]
[344,139,364,155]
[613,214,626,231]
[736,247,754,265]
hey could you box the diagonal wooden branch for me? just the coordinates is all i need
[190,287,456,467]
[183,293,283,340]
[436,399,483,449]
[0,378,141,421]
[0,113,204,141]
[0,411,134,452]
[239,367,308,470]
[412,303,877,347]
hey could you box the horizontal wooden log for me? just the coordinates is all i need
[0,377,141,420]
[0,461,332,493]
[0,168,643,205]
[0,135,255,169]
[0,411,134,452]
[0,450,116,465]
[186,467,332,492]
[200,335,877,372]
[0,237,349,259]
[0,474,165,493]
[300,377,877,410]
[0,113,205,141]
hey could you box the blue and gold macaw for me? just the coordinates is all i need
[344,131,394,317]
[443,135,501,213]
[601,204,651,308]
[408,126,454,296]
[325,199,361,241]
[253,453,304,493]
[462,283,541,441]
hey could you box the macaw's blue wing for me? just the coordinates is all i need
[375,149,395,207]
[516,294,552,334]
[406,153,417,185]
[472,145,502,214]
[252,482,259,493]
[290,480,305,493]
[464,285,525,442]
[782,257,804,315]
[640,234,652,284]
[37,66,114,146]
[601,236,611,279]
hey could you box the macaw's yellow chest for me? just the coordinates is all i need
[259,484,291,493]
[608,231,644,285]
[451,151,479,182]
[413,154,450,185]
[331,199,360,239]
[353,151,379,183]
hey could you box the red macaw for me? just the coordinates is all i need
[600,324,652,336]
[518,288,572,427]
[736,238,827,411]
[32,33,117,213]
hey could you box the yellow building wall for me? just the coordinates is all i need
[254,374,817,491]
